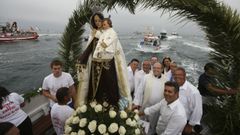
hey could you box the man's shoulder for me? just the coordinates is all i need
[61,72,73,79]
[44,73,54,80]
[185,81,201,95]
[199,73,209,81]
[135,70,144,76]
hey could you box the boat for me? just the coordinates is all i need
[160,30,168,40]
[22,93,54,135]
[136,33,161,53]
[0,22,39,42]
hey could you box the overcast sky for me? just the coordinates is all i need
[1,0,240,35]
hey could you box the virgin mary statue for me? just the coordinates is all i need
[76,13,131,109]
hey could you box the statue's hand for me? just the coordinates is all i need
[92,29,97,36]
[101,39,108,48]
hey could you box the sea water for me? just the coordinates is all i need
[0,33,210,94]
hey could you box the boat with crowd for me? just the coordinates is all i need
[0,22,39,42]
[136,31,161,53]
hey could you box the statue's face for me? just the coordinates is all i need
[94,15,102,29]
[102,20,110,30]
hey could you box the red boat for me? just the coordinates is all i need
[0,32,39,42]
[0,22,39,42]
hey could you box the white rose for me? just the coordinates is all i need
[98,124,107,134]
[37,87,42,92]
[126,118,132,126]
[130,120,137,127]
[78,130,85,135]
[103,133,109,135]
[134,114,140,120]
[118,126,126,135]
[108,123,118,133]
[64,126,72,134]
[90,101,97,108]
[80,105,87,113]
[135,128,141,135]
[120,111,127,119]
[76,107,81,113]
[72,117,80,124]
[94,104,103,112]
[133,109,139,114]
[70,132,77,135]
[103,101,109,107]
[79,118,87,128]
[73,111,77,116]
[109,110,117,118]
[66,116,73,125]
[88,120,97,133]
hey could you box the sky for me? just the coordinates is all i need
[0,0,240,35]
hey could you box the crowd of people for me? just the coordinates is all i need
[1,12,239,135]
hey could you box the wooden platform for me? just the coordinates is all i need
[32,114,54,135]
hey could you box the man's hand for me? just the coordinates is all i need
[42,90,57,102]
[132,104,141,110]
[182,124,193,135]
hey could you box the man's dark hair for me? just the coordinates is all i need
[0,86,10,109]
[90,12,104,29]
[130,58,139,63]
[204,62,216,71]
[56,87,69,104]
[50,59,63,68]
[165,81,179,92]
[0,122,16,135]
[175,67,186,75]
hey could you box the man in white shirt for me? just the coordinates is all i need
[150,56,159,69]
[134,59,151,99]
[127,58,140,97]
[133,62,167,135]
[142,81,187,135]
[51,87,74,135]
[42,60,76,108]
[173,67,203,135]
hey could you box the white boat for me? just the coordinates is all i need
[160,30,168,40]
[136,32,161,53]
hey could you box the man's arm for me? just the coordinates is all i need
[132,77,146,109]
[69,84,77,108]
[207,84,237,95]
[184,92,202,134]
[143,101,162,116]
[42,90,57,102]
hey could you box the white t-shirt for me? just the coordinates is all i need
[0,93,28,126]
[127,66,136,93]
[42,72,74,107]
[144,99,187,135]
[51,103,74,135]
[179,81,203,126]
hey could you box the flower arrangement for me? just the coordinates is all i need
[64,101,143,135]
[23,87,43,102]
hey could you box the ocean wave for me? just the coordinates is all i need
[38,33,62,37]
[183,41,214,52]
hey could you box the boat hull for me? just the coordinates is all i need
[0,34,39,42]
